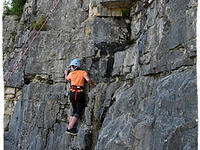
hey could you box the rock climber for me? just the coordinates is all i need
[65,58,97,135]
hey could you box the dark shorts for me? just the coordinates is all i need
[69,91,85,118]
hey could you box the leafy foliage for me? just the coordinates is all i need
[3,49,9,55]
[121,9,130,17]
[3,2,11,15]
[3,0,26,17]
[30,15,47,31]
[11,0,26,17]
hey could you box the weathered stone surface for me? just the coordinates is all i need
[3,15,18,53]
[5,87,16,95]
[3,0,197,149]
[112,45,140,77]
[4,83,71,150]
[4,87,22,131]
[96,68,197,150]
[112,51,126,76]
[90,0,134,17]
[87,16,131,45]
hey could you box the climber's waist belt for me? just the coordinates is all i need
[70,85,84,101]
[70,85,83,92]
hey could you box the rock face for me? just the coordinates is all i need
[3,0,197,150]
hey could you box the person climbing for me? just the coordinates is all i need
[65,58,96,136]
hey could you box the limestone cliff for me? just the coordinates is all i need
[3,0,197,150]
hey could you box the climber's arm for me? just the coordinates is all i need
[65,70,71,81]
[84,73,97,86]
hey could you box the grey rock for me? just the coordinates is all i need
[96,68,197,150]
[3,0,197,149]
[112,51,126,76]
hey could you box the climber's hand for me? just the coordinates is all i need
[92,82,97,86]
[65,69,69,75]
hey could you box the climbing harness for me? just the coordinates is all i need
[70,85,84,101]
[4,0,61,86]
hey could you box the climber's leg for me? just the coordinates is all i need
[68,116,78,129]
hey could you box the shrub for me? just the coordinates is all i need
[11,0,26,17]
[3,49,9,55]
[3,0,26,18]
[30,15,47,31]
[121,9,130,17]
[3,2,11,15]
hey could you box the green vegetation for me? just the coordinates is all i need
[3,2,11,15]
[3,49,9,55]
[3,0,26,18]
[10,31,17,39]
[30,15,47,31]
[121,9,130,17]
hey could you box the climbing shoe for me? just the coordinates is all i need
[66,128,78,136]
